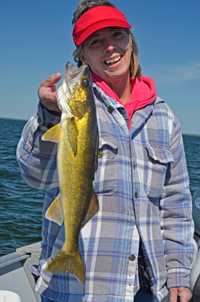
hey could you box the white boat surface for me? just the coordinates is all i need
[0,242,41,302]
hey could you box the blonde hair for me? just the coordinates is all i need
[72,0,142,79]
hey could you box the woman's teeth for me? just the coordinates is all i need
[105,56,121,65]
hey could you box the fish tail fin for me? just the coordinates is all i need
[46,248,85,286]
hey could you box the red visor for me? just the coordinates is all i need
[73,6,131,46]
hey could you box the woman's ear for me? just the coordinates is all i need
[79,52,87,64]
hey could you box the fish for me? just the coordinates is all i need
[42,62,99,286]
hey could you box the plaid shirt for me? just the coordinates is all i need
[17,83,197,302]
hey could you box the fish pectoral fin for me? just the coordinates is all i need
[45,194,64,226]
[82,189,99,228]
[42,123,61,143]
[67,117,78,156]
[46,248,85,286]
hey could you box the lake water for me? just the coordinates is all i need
[0,118,200,256]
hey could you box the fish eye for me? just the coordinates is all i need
[81,78,89,88]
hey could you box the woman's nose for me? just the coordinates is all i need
[104,38,115,52]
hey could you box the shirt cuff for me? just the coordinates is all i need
[167,268,191,289]
[37,102,61,131]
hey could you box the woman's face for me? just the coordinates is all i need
[79,27,132,86]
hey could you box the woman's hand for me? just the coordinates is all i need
[38,72,62,114]
[169,287,192,302]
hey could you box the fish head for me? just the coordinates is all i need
[57,62,93,119]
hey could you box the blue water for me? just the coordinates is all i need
[0,118,45,256]
[0,118,200,256]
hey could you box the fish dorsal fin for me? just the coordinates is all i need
[82,189,99,228]
[42,124,61,143]
[67,117,78,156]
[45,194,64,226]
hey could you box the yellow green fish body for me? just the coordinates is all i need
[42,63,99,286]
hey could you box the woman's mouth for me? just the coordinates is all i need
[104,55,122,65]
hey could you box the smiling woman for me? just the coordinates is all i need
[79,27,133,98]
[72,3,141,105]
[73,2,142,79]
[16,0,197,302]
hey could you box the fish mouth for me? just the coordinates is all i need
[57,63,92,119]
[104,55,122,65]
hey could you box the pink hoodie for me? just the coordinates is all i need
[91,72,157,130]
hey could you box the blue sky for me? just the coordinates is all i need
[0,0,200,135]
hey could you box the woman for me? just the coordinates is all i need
[17,1,197,301]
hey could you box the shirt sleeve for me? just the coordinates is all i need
[16,102,61,189]
[160,116,198,289]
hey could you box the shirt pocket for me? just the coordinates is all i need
[143,144,174,198]
[94,137,118,195]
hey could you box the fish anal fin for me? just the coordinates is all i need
[67,117,78,155]
[42,124,61,143]
[45,194,64,226]
[46,248,85,286]
[82,189,99,228]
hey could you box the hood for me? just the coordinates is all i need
[91,72,157,129]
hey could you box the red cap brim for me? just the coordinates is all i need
[73,6,131,46]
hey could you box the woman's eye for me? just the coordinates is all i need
[91,39,100,46]
[114,32,122,37]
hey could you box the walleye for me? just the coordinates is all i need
[42,62,99,286]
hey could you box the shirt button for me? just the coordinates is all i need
[134,191,138,198]
[108,106,114,113]
[133,162,136,169]
[37,116,42,124]
[98,151,103,158]
[129,254,136,261]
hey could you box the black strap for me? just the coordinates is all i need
[138,241,153,295]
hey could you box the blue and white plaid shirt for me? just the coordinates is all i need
[17,83,197,302]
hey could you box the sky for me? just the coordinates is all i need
[0,0,200,135]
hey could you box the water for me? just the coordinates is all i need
[0,118,45,256]
[0,118,200,257]
[183,134,200,194]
